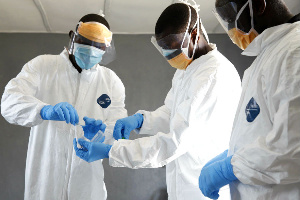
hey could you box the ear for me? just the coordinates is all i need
[69,30,74,38]
[252,0,266,16]
[191,28,201,43]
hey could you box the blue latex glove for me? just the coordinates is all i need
[40,102,79,125]
[73,138,112,163]
[203,150,228,168]
[82,116,106,140]
[113,113,144,140]
[199,156,237,199]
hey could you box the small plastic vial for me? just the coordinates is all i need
[91,130,105,143]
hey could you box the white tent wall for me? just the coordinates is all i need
[0,0,299,34]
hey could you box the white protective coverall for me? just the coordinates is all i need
[229,21,300,199]
[1,49,127,200]
[109,44,241,200]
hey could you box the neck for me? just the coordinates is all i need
[255,7,294,34]
[193,40,213,60]
[68,54,82,73]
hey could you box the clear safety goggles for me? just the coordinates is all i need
[213,0,254,34]
[72,32,108,50]
[151,32,193,60]
[68,31,116,65]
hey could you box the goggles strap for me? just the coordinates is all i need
[191,8,200,58]
[180,2,202,59]
[235,0,256,34]
[235,1,249,30]
[249,0,254,28]
[181,5,192,49]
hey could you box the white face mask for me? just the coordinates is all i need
[73,43,105,70]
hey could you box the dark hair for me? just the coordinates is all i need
[155,3,199,36]
[79,14,110,30]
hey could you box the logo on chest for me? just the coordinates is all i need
[245,97,260,122]
[97,94,111,108]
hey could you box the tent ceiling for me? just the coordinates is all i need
[0,0,299,34]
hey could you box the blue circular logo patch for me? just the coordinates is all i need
[97,94,111,108]
[245,97,260,122]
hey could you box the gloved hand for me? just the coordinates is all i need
[203,150,228,168]
[73,138,112,163]
[40,102,79,125]
[82,116,106,140]
[113,113,144,140]
[199,156,237,199]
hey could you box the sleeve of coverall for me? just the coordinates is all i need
[1,56,48,127]
[103,71,128,145]
[134,88,173,136]
[109,75,217,168]
[232,48,300,185]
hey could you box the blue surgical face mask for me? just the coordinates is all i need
[73,43,105,70]
[161,49,177,57]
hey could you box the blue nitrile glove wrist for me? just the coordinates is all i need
[105,144,112,157]
[203,149,228,168]
[199,155,237,199]
[133,113,144,128]
[40,102,79,125]
[113,113,144,140]
[221,156,237,182]
[73,138,112,163]
[40,105,52,119]
[82,116,107,140]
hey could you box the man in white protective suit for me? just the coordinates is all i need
[1,14,127,200]
[73,2,241,200]
[198,0,300,199]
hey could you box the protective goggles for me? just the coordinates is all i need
[151,33,192,59]
[68,22,116,65]
[72,32,108,51]
[213,0,254,34]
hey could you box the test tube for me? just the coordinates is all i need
[91,130,105,142]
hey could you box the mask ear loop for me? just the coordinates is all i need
[235,0,250,34]
[235,0,256,35]
[185,6,200,59]
[249,0,255,29]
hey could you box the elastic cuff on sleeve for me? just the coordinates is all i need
[106,145,112,158]
[225,156,238,181]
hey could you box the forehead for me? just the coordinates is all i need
[155,26,175,40]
